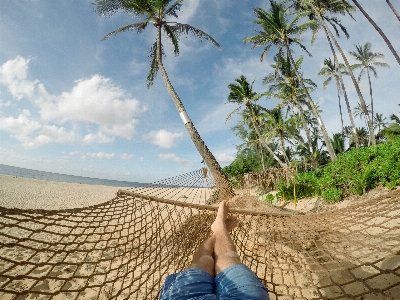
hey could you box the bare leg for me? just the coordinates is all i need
[188,204,239,277]
[211,200,241,275]
[187,235,216,277]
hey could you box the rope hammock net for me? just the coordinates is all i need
[0,168,399,299]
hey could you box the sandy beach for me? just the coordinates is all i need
[0,174,123,210]
[0,174,399,299]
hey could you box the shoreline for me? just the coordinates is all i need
[0,174,124,210]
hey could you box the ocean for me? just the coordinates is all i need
[0,164,144,188]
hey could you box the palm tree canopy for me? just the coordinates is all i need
[243,1,318,61]
[318,57,347,89]
[290,0,355,39]
[94,0,220,86]
[226,75,263,121]
[265,54,316,104]
[349,42,390,81]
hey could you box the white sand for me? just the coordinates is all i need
[0,174,124,210]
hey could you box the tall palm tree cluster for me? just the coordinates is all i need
[94,0,399,190]
[225,0,399,175]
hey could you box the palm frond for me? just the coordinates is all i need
[164,0,184,18]
[163,24,180,56]
[102,21,149,39]
[94,0,129,16]
[171,23,220,48]
[146,42,160,87]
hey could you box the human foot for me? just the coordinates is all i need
[225,216,239,232]
[211,201,238,233]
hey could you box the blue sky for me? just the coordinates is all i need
[0,0,399,183]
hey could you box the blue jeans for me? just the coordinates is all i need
[159,264,270,300]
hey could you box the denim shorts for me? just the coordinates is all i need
[159,264,270,300]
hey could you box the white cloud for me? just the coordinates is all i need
[0,57,149,147]
[121,153,134,159]
[0,111,41,146]
[84,152,115,160]
[0,100,11,108]
[0,56,38,100]
[38,74,144,140]
[216,152,235,163]
[143,129,183,148]
[159,153,193,166]
[69,151,115,160]
[83,131,114,144]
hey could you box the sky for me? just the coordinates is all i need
[0,0,399,183]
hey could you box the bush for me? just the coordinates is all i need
[277,137,400,203]
[321,187,342,203]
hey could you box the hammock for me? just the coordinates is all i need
[0,169,399,299]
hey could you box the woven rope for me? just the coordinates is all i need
[0,169,399,299]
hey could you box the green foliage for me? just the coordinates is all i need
[222,148,263,186]
[276,179,315,201]
[292,137,400,202]
[321,188,342,203]
[261,193,276,204]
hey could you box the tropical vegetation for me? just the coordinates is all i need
[221,0,399,202]
[94,0,399,203]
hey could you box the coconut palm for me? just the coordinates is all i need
[318,58,344,132]
[354,102,372,132]
[331,132,348,154]
[374,113,388,133]
[350,0,400,65]
[292,0,361,148]
[350,42,389,128]
[374,113,388,142]
[292,0,376,145]
[244,0,337,161]
[264,107,298,166]
[387,0,400,22]
[227,75,272,169]
[94,0,234,197]
[265,53,318,169]
[355,127,370,147]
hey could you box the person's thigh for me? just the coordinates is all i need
[214,264,270,300]
[159,268,216,300]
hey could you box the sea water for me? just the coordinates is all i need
[0,164,144,188]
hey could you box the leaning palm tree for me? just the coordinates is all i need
[318,57,359,147]
[292,0,376,145]
[349,0,400,65]
[94,0,234,197]
[244,0,337,161]
[349,42,389,129]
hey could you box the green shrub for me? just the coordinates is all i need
[276,137,400,203]
[321,187,342,202]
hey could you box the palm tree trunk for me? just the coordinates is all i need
[284,43,337,161]
[341,80,359,148]
[335,77,344,133]
[245,102,286,168]
[387,0,400,22]
[312,6,376,146]
[366,68,374,130]
[279,133,290,166]
[155,27,235,199]
[291,97,318,169]
[323,32,359,147]
[257,142,266,170]
[351,0,400,65]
